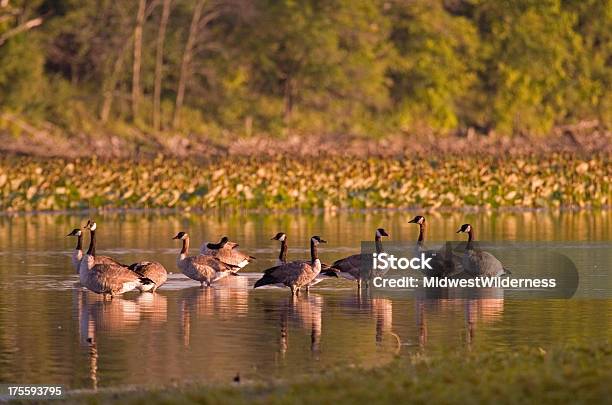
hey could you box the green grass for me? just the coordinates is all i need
[55,343,611,404]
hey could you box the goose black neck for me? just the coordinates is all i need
[87,229,96,257]
[310,240,318,263]
[76,234,83,251]
[418,222,426,243]
[375,235,383,254]
[206,239,225,250]
[466,230,474,250]
[279,239,287,263]
[181,237,190,255]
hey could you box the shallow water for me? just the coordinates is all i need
[0,210,610,391]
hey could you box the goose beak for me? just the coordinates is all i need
[408,218,417,223]
[320,239,327,244]
[380,230,389,237]
[456,229,462,233]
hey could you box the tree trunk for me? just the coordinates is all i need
[153,0,171,131]
[173,0,204,128]
[100,43,130,123]
[283,75,293,125]
[131,0,147,121]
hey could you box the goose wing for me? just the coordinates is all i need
[129,261,168,287]
[476,251,505,276]
[462,249,504,277]
[255,261,315,288]
[331,254,365,280]
[190,255,231,271]
[293,260,337,279]
[201,245,253,269]
[94,255,127,267]
[185,255,232,280]
[89,264,149,294]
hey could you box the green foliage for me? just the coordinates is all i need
[0,0,610,136]
[0,36,46,113]
[473,0,583,134]
[387,0,478,131]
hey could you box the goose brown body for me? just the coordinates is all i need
[175,232,234,287]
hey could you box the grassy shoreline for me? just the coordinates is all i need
[0,155,608,213]
[40,342,611,404]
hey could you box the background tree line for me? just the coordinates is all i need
[0,0,610,139]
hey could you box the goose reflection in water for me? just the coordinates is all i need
[337,292,398,351]
[178,276,249,347]
[414,286,505,349]
[75,289,168,390]
[464,288,505,347]
[257,294,323,359]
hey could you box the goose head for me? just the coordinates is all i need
[408,215,425,225]
[271,232,287,241]
[456,224,472,233]
[67,228,82,237]
[172,231,189,240]
[375,228,389,238]
[84,220,97,231]
[311,236,327,245]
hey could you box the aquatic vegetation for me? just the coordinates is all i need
[0,155,608,212]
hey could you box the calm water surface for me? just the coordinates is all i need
[0,210,610,391]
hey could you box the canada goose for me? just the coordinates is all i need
[330,228,389,289]
[78,220,157,292]
[456,224,510,277]
[200,236,255,270]
[67,228,84,273]
[127,261,168,292]
[270,232,338,290]
[79,221,154,299]
[174,232,234,287]
[254,236,327,295]
[408,215,461,277]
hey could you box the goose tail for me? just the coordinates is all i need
[254,274,276,289]
[138,277,156,292]
[320,268,339,278]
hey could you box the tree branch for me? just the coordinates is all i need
[0,17,43,47]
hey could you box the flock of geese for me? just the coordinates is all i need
[69,216,510,299]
